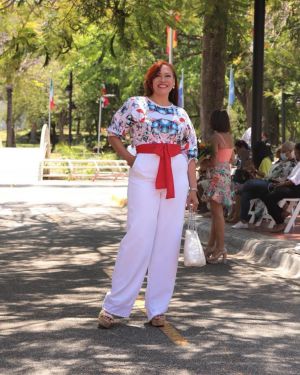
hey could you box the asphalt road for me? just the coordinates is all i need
[0,183,299,375]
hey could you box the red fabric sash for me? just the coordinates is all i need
[136,143,181,199]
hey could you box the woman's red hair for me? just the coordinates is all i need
[143,60,178,106]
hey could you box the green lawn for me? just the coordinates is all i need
[0,130,118,159]
[51,143,117,160]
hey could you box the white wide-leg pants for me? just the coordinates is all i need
[103,153,189,320]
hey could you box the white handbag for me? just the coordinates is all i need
[183,207,206,267]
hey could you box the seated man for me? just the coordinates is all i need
[262,142,300,232]
[227,140,253,223]
[232,141,297,229]
[232,140,252,185]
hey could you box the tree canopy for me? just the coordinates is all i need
[0,0,299,146]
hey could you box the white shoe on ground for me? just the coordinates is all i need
[232,221,249,229]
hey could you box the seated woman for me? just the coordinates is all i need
[251,140,273,178]
[232,141,296,229]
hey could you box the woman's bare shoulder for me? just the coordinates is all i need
[222,132,234,146]
[210,132,218,141]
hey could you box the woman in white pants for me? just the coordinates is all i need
[98,61,198,328]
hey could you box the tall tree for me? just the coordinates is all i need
[1,0,299,146]
[0,3,40,145]
[200,0,229,141]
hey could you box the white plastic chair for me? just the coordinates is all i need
[248,199,275,228]
[278,198,300,234]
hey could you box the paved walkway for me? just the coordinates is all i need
[0,148,42,184]
[0,182,299,374]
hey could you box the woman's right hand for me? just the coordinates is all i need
[244,165,257,178]
[126,154,136,167]
[108,136,136,167]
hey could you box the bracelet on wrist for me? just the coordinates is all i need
[189,187,197,192]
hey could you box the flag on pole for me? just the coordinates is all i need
[101,83,109,108]
[228,68,235,106]
[49,79,55,110]
[178,70,184,108]
[166,26,177,55]
[166,14,180,64]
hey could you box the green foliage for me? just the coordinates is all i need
[51,142,117,160]
[0,0,299,144]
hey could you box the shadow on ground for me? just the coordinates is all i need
[0,202,299,375]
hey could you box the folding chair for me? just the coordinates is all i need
[278,198,300,234]
[248,199,275,228]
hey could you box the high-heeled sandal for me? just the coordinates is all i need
[150,314,166,327]
[207,248,227,264]
[204,245,215,259]
[98,309,115,329]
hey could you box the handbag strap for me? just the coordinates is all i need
[187,205,196,231]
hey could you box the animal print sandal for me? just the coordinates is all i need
[150,314,166,327]
[98,310,115,329]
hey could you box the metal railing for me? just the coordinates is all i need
[41,159,129,181]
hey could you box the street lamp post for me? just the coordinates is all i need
[251,0,265,149]
[97,94,115,154]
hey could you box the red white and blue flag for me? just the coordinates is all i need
[101,83,110,108]
[49,79,55,110]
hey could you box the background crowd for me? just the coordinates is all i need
[197,133,300,235]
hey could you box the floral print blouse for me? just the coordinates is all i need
[107,96,198,160]
[267,159,297,182]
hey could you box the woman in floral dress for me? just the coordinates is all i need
[98,61,198,329]
[202,110,234,263]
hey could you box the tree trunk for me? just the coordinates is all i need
[200,1,229,142]
[58,110,67,142]
[236,86,252,130]
[76,117,81,137]
[263,96,279,146]
[30,123,37,143]
[245,90,252,129]
[6,84,15,147]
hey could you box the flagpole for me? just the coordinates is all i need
[227,67,231,113]
[227,70,230,113]
[181,69,184,108]
[168,27,173,64]
[48,101,51,131]
[48,79,51,132]
[97,97,102,154]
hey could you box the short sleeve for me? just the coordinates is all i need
[288,163,300,185]
[107,99,134,138]
[259,157,272,176]
[181,110,198,160]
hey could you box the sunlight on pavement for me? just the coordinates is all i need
[111,194,128,208]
